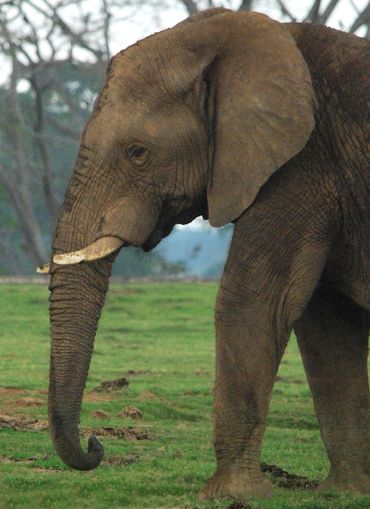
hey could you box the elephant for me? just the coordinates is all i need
[45,7,369,502]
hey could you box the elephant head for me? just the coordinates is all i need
[48,9,315,470]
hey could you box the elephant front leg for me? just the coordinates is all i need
[199,204,329,501]
[199,292,290,501]
[295,287,370,494]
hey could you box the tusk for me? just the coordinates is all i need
[37,263,51,274]
[53,236,124,265]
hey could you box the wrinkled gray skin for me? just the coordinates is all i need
[48,8,369,501]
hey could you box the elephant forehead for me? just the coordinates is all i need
[108,47,170,102]
[84,95,202,150]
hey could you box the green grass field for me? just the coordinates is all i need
[0,283,368,509]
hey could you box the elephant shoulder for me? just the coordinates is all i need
[286,24,369,109]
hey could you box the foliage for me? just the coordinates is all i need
[0,283,369,508]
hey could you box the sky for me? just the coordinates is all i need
[108,0,369,53]
[1,0,367,84]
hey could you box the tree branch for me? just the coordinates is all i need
[0,228,23,275]
[179,0,199,15]
[26,0,104,60]
[349,3,370,35]
[0,162,46,265]
[31,78,60,226]
[238,0,253,11]
[101,0,112,59]
[46,115,81,139]
[304,0,322,23]
[320,0,341,24]
[275,0,296,21]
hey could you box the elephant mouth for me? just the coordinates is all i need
[37,199,205,273]
[37,226,170,273]
[51,218,174,266]
[139,198,207,253]
[142,224,175,251]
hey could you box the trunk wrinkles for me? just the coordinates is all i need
[48,141,122,469]
[48,247,113,469]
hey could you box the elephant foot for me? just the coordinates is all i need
[317,471,370,495]
[198,468,273,501]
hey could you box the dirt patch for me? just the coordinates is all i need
[84,392,113,403]
[124,370,155,377]
[227,503,252,509]
[0,386,26,396]
[30,466,62,473]
[104,452,140,466]
[92,410,111,419]
[138,390,157,401]
[0,388,46,416]
[93,377,129,392]
[1,399,45,418]
[194,369,210,376]
[261,463,318,489]
[15,398,44,407]
[0,413,151,442]
[0,454,49,464]
[118,406,143,420]
[0,415,48,432]
[84,426,151,441]
[176,423,189,430]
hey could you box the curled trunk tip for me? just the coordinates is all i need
[52,432,104,471]
[87,435,104,467]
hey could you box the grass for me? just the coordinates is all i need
[0,282,368,509]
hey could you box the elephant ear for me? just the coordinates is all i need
[170,11,316,227]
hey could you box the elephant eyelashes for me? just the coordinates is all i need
[127,144,149,166]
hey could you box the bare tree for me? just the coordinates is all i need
[0,0,117,269]
[175,0,370,36]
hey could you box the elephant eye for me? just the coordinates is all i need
[127,144,149,166]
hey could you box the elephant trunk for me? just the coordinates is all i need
[48,259,112,470]
[47,143,158,469]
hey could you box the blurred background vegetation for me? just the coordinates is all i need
[0,0,369,277]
